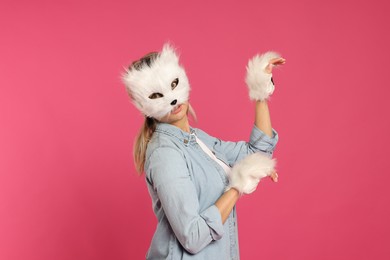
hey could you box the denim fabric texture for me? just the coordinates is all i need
[144,122,278,259]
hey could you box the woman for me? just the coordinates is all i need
[123,44,285,259]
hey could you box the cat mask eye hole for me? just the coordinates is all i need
[171,78,179,90]
[149,93,164,99]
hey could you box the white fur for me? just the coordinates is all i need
[122,44,190,119]
[228,153,276,194]
[245,51,280,101]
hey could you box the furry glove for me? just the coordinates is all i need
[228,153,276,194]
[246,51,281,101]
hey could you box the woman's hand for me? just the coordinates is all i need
[228,153,276,194]
[246,51,284,101]
[265,57,286,74]
[269,171,279,182]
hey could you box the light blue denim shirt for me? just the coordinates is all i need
[144,123,278,260]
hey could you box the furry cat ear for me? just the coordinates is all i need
[159,43,180,64]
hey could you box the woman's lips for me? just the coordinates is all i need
[171,104,182,114]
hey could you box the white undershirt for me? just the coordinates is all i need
[193,134,231,176]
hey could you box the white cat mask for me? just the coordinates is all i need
[122,44,190,120]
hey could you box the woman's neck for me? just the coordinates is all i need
[170,116,190,133]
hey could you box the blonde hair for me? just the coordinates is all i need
[127,52,196,174]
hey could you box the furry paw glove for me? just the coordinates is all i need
[228,153,276,194]
[246,51,281,101]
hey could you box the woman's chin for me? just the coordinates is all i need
[171,104,183,115]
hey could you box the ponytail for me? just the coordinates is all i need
[133,117,157,174]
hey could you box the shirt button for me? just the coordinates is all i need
[184,139,188,144]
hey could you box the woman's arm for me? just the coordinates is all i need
[147,147,226,254]
[255,57,285,138]
[214,87,280,221]
[214,188,240,223]
[255,100,273,138]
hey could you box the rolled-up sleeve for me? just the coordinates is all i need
[249,125,279,154]
[212,125,279,165]
[146,147,224,254]
[199,205,224,241]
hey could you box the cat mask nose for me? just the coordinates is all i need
[170,99,177,106]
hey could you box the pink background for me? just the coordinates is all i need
[1,0,389,259]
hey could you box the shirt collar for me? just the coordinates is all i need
[155,122,197,145]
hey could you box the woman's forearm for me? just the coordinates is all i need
[255,100,273,138]
[215,188,240,223]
